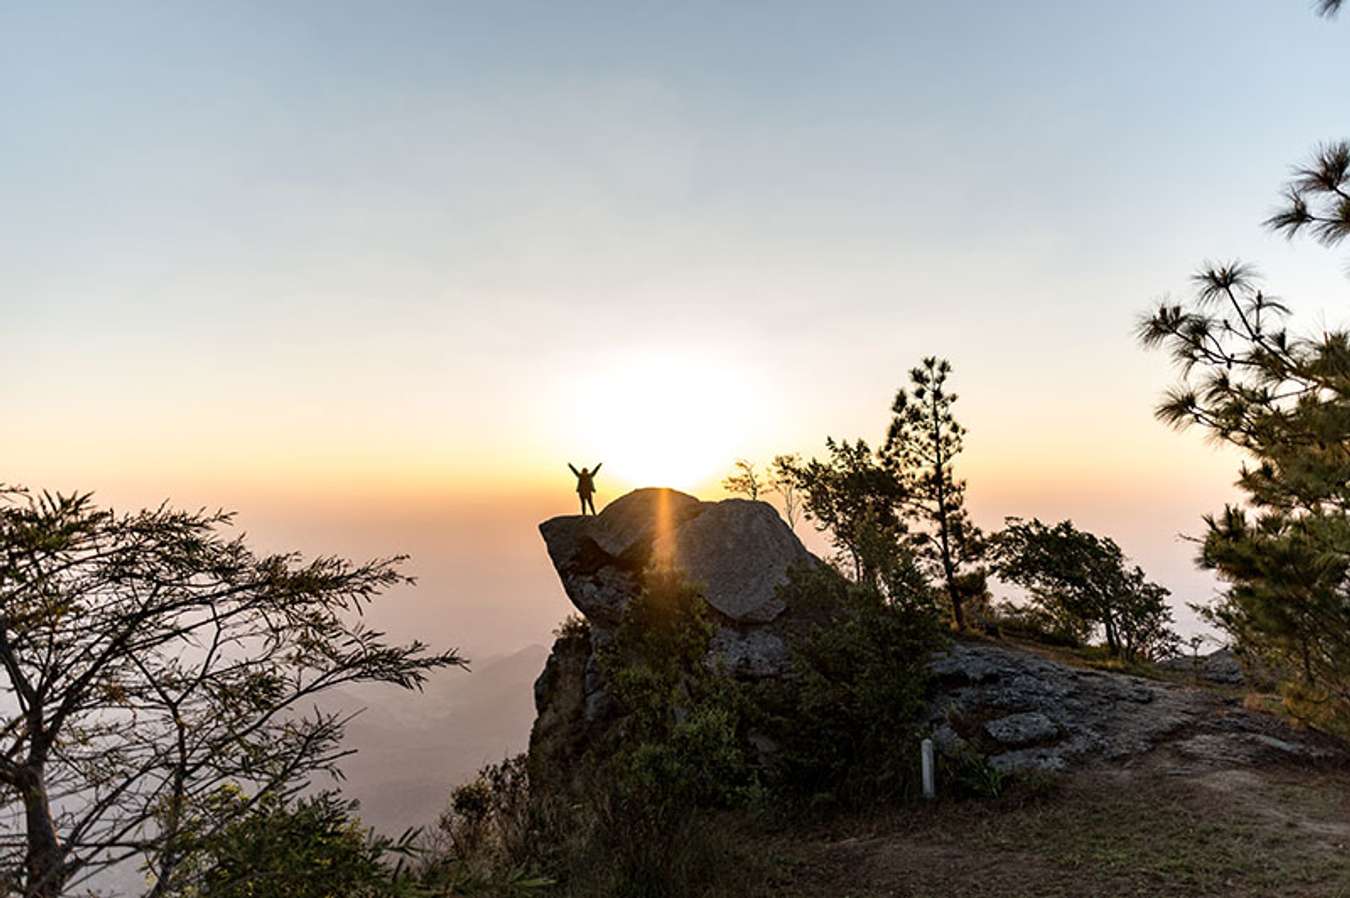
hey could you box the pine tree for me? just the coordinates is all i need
[1140,260,1350,733]
[883,358,983,630]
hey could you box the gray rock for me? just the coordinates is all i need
[985,712,1059,747]
[654,498,815,623]
[708,628,790,678]
[927,641,1344,774]
[989,749,1069,773]
[584,488,708,558]
[539,489,814,628]
[1158,648,1246,686]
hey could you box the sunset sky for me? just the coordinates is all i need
[5,2,1349,657]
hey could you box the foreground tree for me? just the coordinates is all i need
[1140,262,1350,731]
[991,518,1178,661]
[883,358,984,630]
[0,488,465,897]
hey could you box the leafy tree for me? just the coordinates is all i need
[721,459,763,501]
[787,439,908,586]
[990,518,1178,661]
[598,568,757,811]
[0,488,465,897]
[883,357,984,630]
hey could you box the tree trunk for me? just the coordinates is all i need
[1102,610,1120,658]
[18,767,65,898]
[940,531,963,631]
[931,407,963,631]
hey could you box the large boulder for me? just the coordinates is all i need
[538,488,815,629]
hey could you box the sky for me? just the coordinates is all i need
[4,1,1349,657]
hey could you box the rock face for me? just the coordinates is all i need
[929,641,1341,773]
[529,488,818,790]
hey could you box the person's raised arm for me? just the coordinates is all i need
[592,463,602,475]
[568,463,580,477]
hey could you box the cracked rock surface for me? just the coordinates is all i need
[928,641,1343,772]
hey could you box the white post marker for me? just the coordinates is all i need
[921,737,936,800]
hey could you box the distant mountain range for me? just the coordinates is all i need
[319,643,550,834]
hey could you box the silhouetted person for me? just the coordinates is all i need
[569,463,602,515]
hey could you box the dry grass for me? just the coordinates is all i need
[701,764,1350,898]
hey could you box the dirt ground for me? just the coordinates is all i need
[752,761,1350,898]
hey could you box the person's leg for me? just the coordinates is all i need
[585,495,596,515]
[579,495,586,515]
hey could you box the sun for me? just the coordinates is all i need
[566,351,758,493]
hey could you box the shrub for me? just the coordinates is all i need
[767,561,945,806]
[420,756,559,896]
[569,568,762,897]
[162,788,418,898]
[987,600,1085,648]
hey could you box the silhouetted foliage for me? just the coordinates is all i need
[722,456,806,531]
[883,357,985,630]
[587,569,759,897]
[1265,141,1350,253]
[991,518,1178,662]
[767,454,804,531]
[722,459,764,500]
[786,438,908,585]
[423,755,556,895]
[0,487,465,898]
[1140,255,1350,733]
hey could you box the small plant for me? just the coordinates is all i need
[553,612,591,644]
[940,749,1007,801]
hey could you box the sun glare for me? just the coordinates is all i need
[566,352,757,493]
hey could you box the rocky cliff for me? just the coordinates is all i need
[529,488,816,788]
[529,489,1344,791]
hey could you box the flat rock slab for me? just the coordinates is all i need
[930,641,1347,774]
[986,712,1059,747]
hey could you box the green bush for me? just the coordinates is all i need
[580,568,762,896]
[766,561,945,807]
[158,788,419,898]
